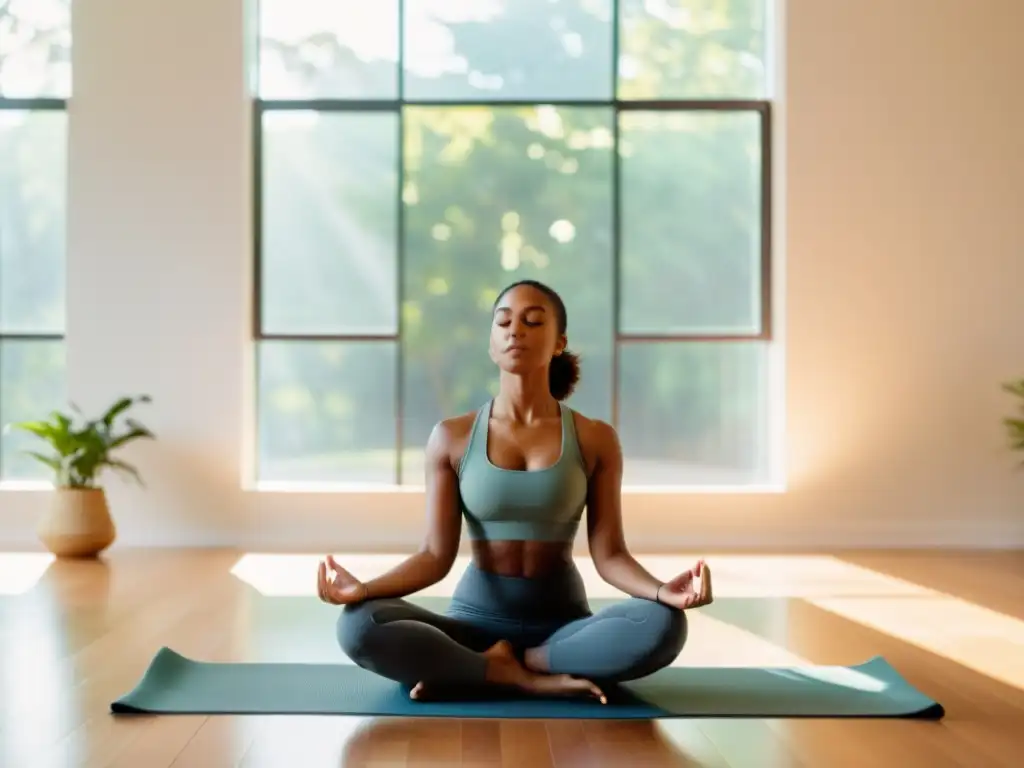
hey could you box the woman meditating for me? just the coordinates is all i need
[317,279,713,703]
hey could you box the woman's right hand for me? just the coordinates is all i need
[317,554,369,605]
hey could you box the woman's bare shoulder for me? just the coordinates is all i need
[426,409,482,468]
[568,408,621,473]
[434,410,478,442]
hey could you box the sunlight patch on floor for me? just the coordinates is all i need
[807,588,1024,692]
[0,600,73,765]
[680,613,809,668]
[0,553,54,595]
[766,665,889,692]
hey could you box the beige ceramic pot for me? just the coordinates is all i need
[37,487,116,558]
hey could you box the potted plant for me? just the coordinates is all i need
[1005,379,1024,461]
[5,395,155,558]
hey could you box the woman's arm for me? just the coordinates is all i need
[584,420,664,601]
[359,420,463,600]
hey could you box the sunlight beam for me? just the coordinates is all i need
[0,553,55,595]
[808,586,1024,692]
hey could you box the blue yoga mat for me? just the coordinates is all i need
[111,648,943,720]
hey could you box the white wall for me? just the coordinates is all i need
[1,0,1022,551]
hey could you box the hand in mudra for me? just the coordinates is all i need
[317,555,368,605]
[658,559,713,610]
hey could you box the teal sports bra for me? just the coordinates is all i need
[457,400,588,542]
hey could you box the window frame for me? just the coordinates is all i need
[251,1,774,487]
[0,96,67,480]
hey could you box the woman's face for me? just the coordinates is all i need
[489,284,566,374]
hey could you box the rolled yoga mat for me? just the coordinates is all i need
[110,597,944,720]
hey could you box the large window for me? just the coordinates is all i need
[0,0,69,481]
[254,0,774,487]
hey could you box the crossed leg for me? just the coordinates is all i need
[525,598,688,683]
[337,597,607,701]
[337,598,499,687]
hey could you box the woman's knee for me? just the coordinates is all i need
[608,599,688,680]
[581,599,688,681]
[335,599,384,661]
[639,599,688,657]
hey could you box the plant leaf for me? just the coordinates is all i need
[100,397,134,428]
[6,396,153,487]
[8,419,77,457]
[108,426,155,450]
[23,451,61,472]
[101,395,152,428]
[1002,379,1024,397]
[104,459,144,487]
[9,420,55,438]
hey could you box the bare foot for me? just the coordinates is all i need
[483,640,607,704]
[409,681,428,700]
[409,640,607,704]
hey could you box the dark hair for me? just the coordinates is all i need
[494,279,581,401]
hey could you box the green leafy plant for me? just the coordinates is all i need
[1004,379,1024,461]
[4,395,155,489]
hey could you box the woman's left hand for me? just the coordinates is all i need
[657,559,713,610]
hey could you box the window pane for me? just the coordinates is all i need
[256,341,397,485]
[260,111,398,336]
[400,105,614,482]
[0,110,66,334]
[617,341,768,485]
[0,340,65,481]
[257,0,399,99]
[617,0,767,99]
[0,0,71,97]
[619,110,762,335]
[403,0,614,101]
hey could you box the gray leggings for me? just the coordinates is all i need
[336,562,687,688]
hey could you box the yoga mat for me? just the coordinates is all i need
[111,649,943,720]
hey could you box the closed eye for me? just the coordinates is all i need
[496,319,543,328]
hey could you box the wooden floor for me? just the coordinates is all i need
[1,549,1022,767]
